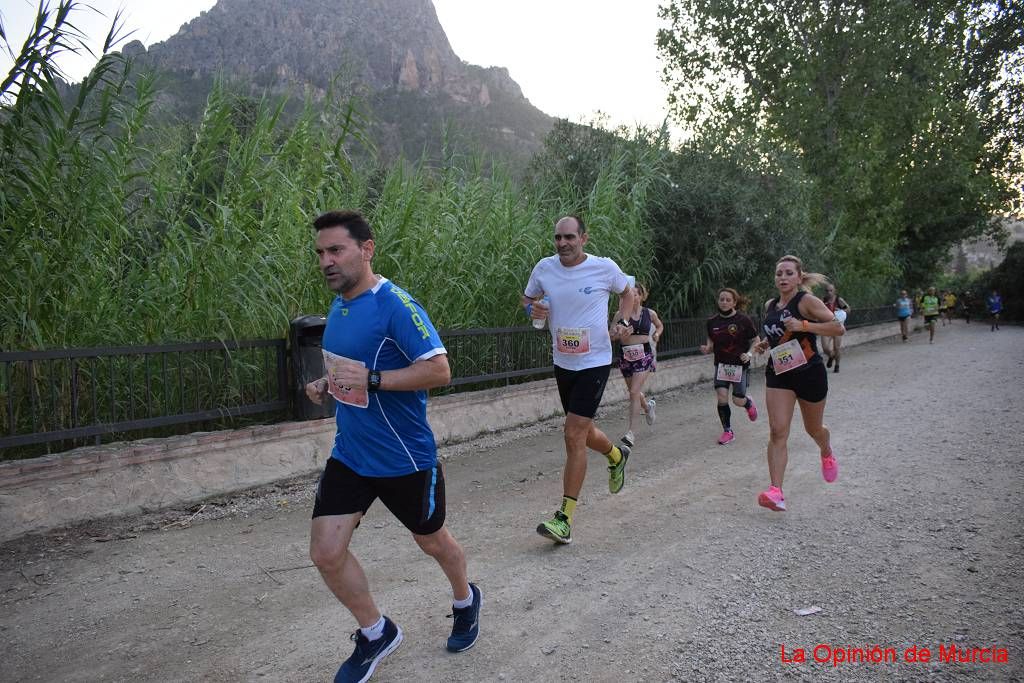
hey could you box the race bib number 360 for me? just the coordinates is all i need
[769,339,808,374]
[556,327,591,354]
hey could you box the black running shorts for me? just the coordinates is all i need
[312,457,446,535]
[765,362,828,403]
[554,364,611,419]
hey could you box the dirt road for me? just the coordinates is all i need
[2,323,1022,682]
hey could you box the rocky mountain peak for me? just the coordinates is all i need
[119,0,552,164]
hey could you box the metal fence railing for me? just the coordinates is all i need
[843,305,898,329]
[2,308,897,457]
[0,340,288,453]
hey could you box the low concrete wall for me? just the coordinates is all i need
[0,320,906,541]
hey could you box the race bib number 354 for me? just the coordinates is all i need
[622,343,645,362]
[556,327,591,354]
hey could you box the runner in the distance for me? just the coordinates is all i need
[820,284,849,373]
[752,255,845,512]
[523,215,635,545]
[987,289,1003,331]
[896,289,913,342]
[942,290,957,326]
[700,288,759,445]
[921,287,940,343]
[610,280,664,448]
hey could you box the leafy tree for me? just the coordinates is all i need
[657,0,1023,291]
[979,240,1024,320]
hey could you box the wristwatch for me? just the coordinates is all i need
[367,369,382,392]
[617,320,630,327]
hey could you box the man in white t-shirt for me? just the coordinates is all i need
[522,215,636,544]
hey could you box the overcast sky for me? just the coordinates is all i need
[1,0,674,130]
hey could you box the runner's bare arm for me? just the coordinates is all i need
[614,286,636,325]
[609,311,625,340]
[380,354,451,391]
[792,295,845,336]
[305,375,330,405]
[742,333,759,361]
[650,310,664,344]
[700,336,713,354]
[522,294,549,322]
[327,354,451,391]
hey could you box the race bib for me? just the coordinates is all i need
[556,327,590,354]
[622,343,645,362]
[322,350,369,408]
[716,363,744,383]
[769,339,808,375]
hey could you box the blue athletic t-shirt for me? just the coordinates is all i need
[896,297,912,318]
[322,277,446,477]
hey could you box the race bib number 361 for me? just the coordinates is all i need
[556,327,591,354]
[769,339,808,374]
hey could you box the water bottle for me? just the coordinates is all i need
[532,295,550,329]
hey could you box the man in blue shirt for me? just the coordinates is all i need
[987,289,1003,331]
[305,211,481,683]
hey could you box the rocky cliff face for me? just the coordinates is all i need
[120,0,550,164]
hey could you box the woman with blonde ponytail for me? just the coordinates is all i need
[751,255,845,512]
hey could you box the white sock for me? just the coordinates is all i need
[360,616,385,641]
[452,589,473,610]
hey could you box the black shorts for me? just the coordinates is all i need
[554,364,611,419]
[312,457,446,535]
[924,314,939,325]
[765,362,828,403]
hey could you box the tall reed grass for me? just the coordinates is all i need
[1,3,658,351]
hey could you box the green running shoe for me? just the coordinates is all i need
[536,511,572,544]
[608,444,630,494]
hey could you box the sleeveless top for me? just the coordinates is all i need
[619,307,653,357]
[762,291,822,374]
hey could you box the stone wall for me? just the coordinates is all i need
[0,320,906,542]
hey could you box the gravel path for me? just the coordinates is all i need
[1,322,1022,682]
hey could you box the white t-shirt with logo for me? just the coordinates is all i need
[524,254,629,371]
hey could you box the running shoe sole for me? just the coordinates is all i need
[536,522,572,544]
[757,493,786,512]
[821,454,839,483]
[446,584,482,653]
[337,626,403,683]
[608,445,630,494]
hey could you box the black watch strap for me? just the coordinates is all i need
[367,369,382,392]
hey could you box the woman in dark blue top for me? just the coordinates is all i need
[751,255,845,513]
[610,282,663,448]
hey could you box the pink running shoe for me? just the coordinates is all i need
[717,430,735,445]
[821,450,838,483]
[745,400,758,422]
[757,486,786,511]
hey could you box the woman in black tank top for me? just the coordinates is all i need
[610,282,664,448]
[750,255,845,513]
